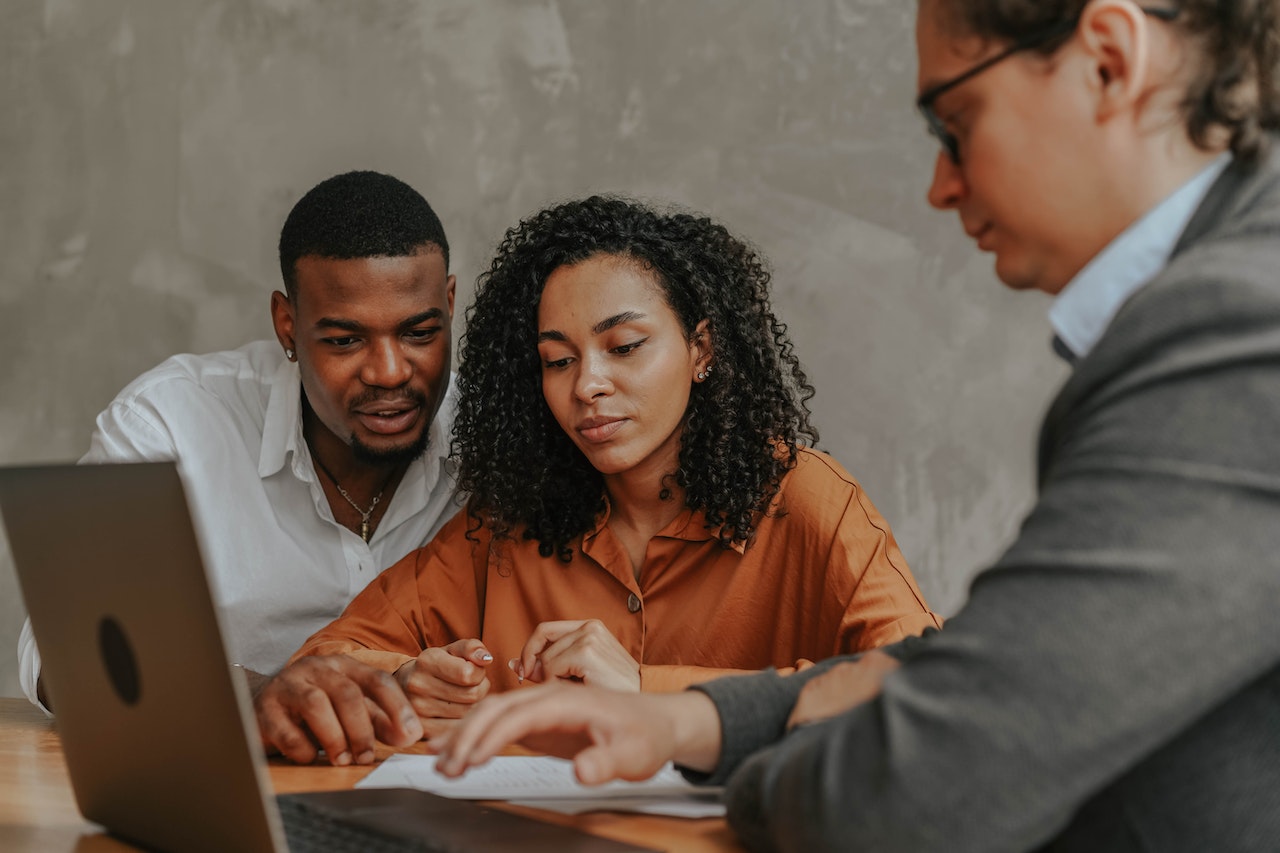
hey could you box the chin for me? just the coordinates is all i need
[351,429,432,467]
[579,449,635,477]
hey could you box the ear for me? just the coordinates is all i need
[691,319,714,381]
[1076,0,1150,122]
[446,273,457,318]
[270,291,297,357]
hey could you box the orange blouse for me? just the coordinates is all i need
[292,448,941,692]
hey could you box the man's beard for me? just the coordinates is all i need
[350,425,432,469]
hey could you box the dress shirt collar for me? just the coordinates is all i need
[1049,153,1231,362]
[258,356,304,479]
[582,495,747,555]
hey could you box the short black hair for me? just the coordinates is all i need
[277,170,449,299]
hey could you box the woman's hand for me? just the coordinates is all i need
[512,619,642,692]
[395,638,494,719]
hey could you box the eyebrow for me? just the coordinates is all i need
[314,308,444,333]
[537,310,647,344]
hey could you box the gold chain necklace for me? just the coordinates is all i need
[311,454,388,543]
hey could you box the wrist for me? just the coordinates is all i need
[231,664,271,699]
[668,690,722,774]
[394,658,416,686]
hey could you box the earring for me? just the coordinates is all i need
[696,372,706,380]
[285,348,295,361]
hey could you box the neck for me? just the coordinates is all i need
[1048,131,1228,296]
[602,459,688,542]
[1124,132,1227,222]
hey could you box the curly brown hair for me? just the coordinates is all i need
[453,195,819,561]
[929,0,1280,159]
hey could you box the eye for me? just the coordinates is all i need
[542,356,573,370]
[323,336,359,348]
[612,338,647,356]
[405,326,441,343]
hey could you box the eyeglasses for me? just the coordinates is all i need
[916,6,1180,165]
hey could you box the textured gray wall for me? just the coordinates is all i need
[0,0,1066,698]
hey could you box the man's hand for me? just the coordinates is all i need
[395,639,494,720]
[254,655,423,766]
[511,620,640,692]
[431,684,722,783]
[786,650,901,730]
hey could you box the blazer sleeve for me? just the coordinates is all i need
[716,277,1280,851]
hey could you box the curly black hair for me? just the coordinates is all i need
[278,170,450,300]
[454,195,818,561]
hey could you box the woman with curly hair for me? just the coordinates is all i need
[261,196,938,760]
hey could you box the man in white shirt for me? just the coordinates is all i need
[18,170,460,712]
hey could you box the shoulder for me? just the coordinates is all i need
[776,447,862,503]
[415,504,548,575]
[763,447,874,530]
[105,341,282,418]
[1076,151,1280,388]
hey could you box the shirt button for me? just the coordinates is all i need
[627,593,641,614]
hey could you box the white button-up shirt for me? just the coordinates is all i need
[18,340,460,711]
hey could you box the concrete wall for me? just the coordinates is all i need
[0,0,1067,698]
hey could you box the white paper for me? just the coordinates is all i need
[356,754,725,818]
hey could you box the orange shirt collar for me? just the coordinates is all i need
[581,494,747,555]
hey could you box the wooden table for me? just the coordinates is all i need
[0,698,743,852]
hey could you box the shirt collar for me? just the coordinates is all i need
[582,496,747,555]
[1049,153,1231,362]
[258,355,303,479]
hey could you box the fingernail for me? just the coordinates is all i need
[508,658,524,682]
[477,650,493,663]
[334,751,352,766]
[357,750,375,765]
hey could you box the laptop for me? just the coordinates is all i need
[0,462,657,853]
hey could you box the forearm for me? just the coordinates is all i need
[640,663,800,693]
[675,631,932,786]
[680,661,842,786]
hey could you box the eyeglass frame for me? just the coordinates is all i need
[916,6,1180,165]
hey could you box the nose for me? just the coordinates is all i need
[926,149,966,210]
[361,338,413,388]
[573,353,613,402]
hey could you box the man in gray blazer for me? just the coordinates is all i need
[411,2,1280,850]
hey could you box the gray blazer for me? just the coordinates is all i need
[693,144,1280,852]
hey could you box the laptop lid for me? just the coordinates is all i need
[0,461,286,853]
[2,462,660,853]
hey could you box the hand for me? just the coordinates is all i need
[430,683,723,783]
[786,650,901,730]
[512,619,640,692]
[395,639,495,720]
[254,655,423,766]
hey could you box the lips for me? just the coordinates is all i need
[576,416,627,443]
[966,221,994,251]
[354,403,422,436]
